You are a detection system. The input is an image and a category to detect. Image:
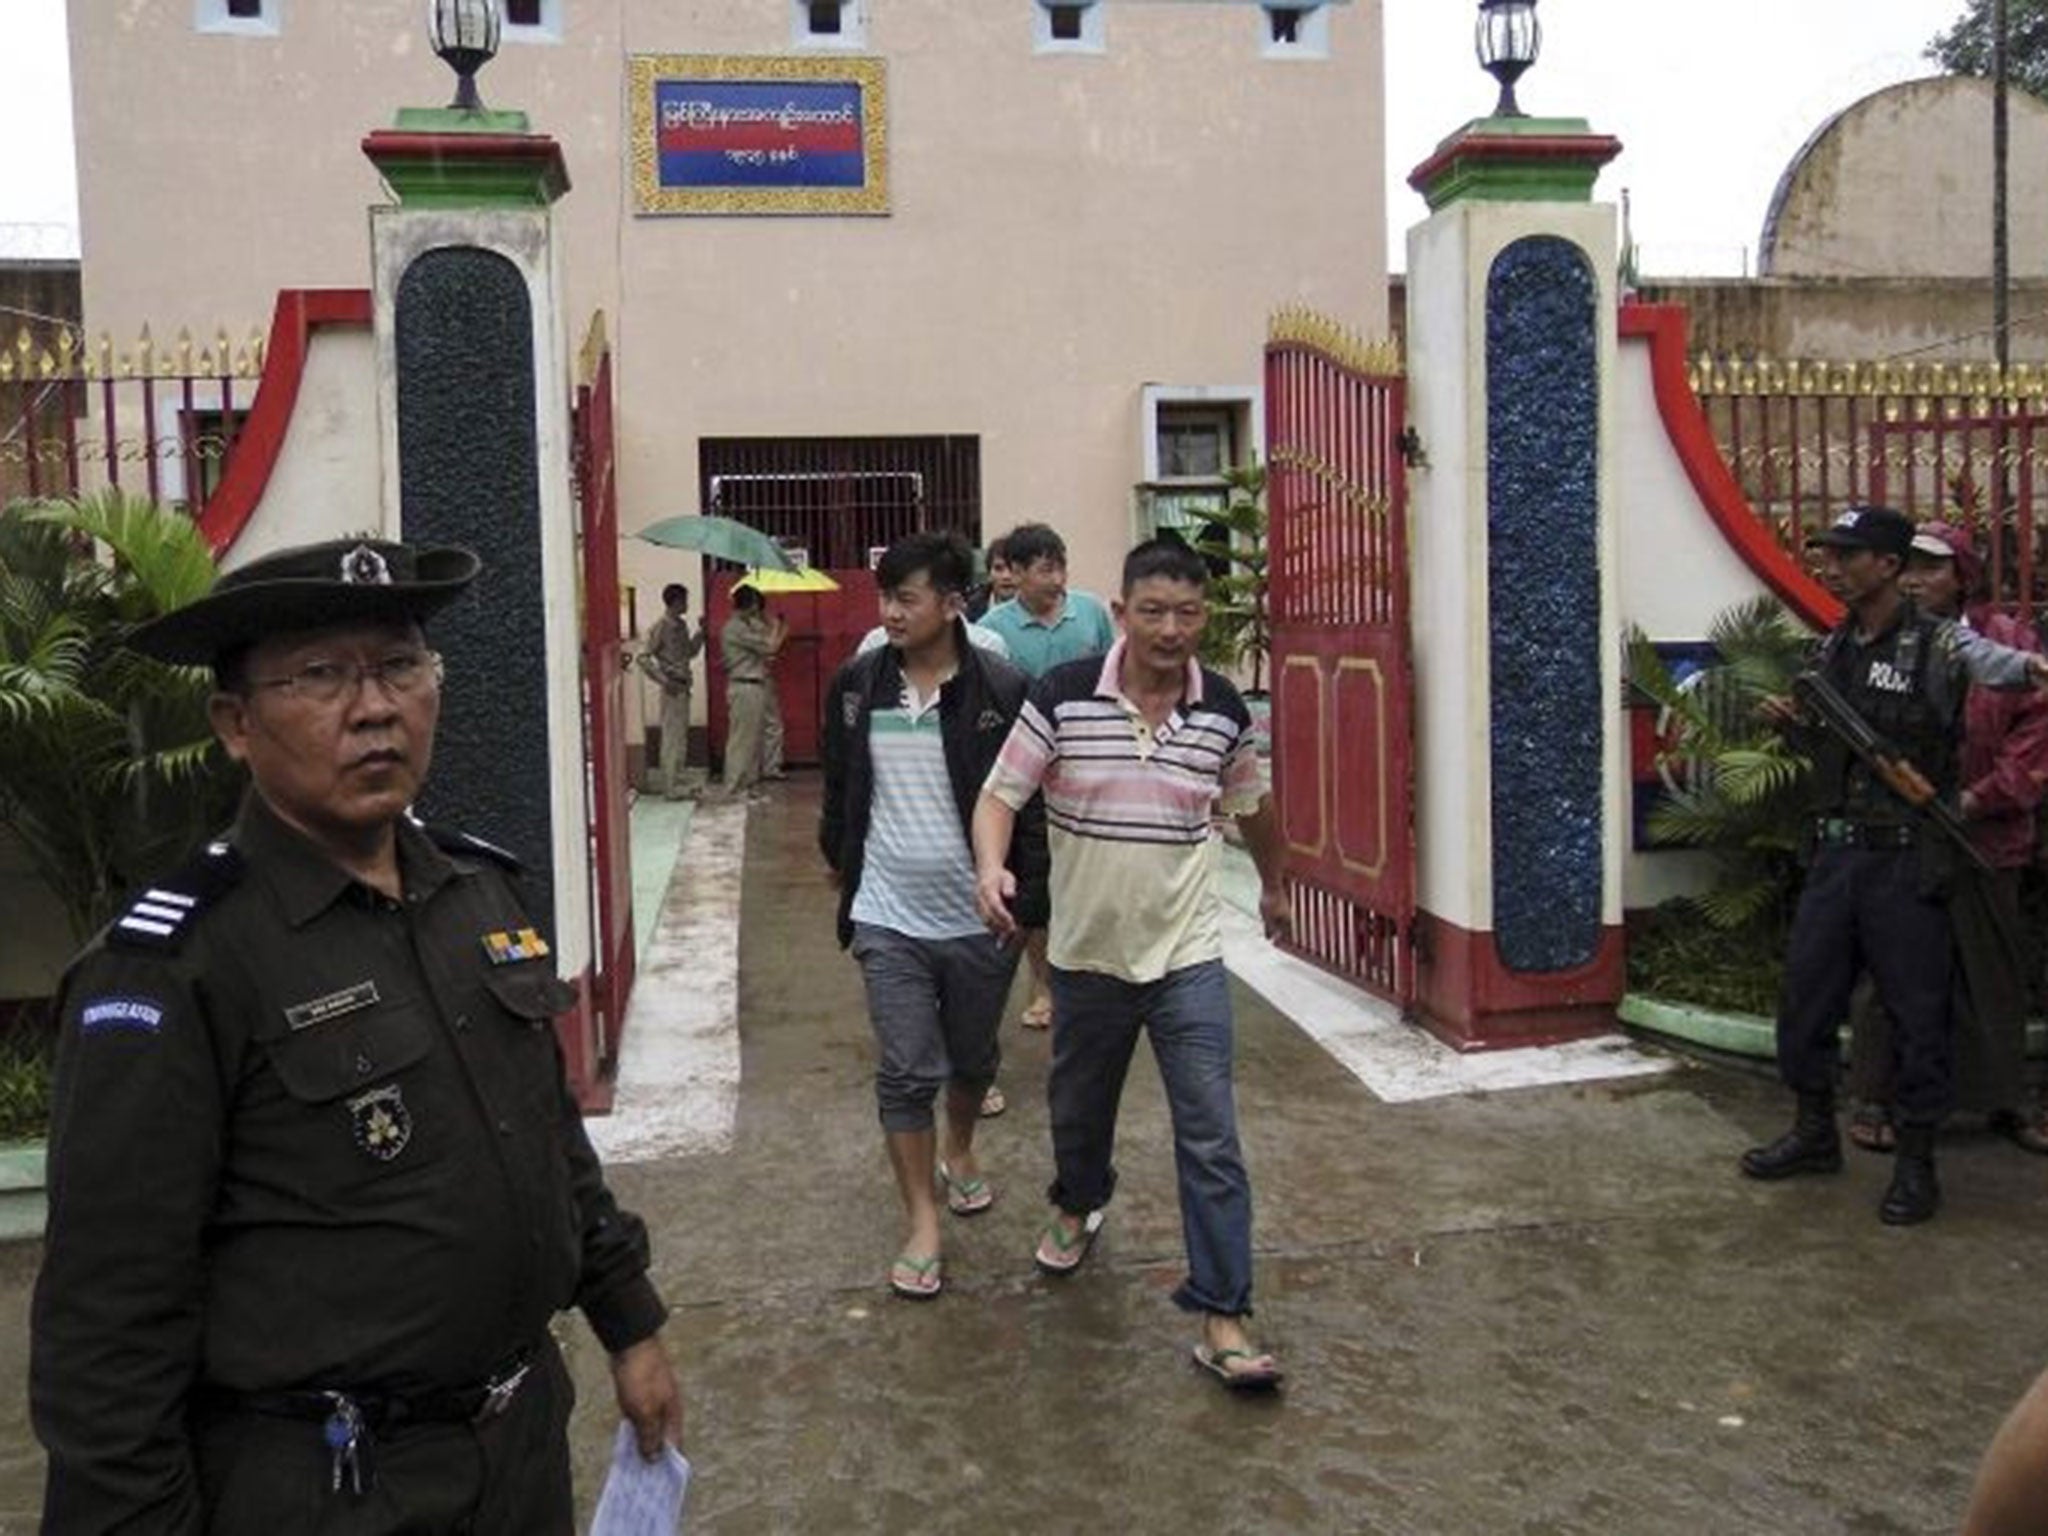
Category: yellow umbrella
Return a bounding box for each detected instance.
[734,565,841,593]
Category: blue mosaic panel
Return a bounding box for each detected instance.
[1485,236,1602,973]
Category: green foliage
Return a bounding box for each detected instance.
[1626,903,1784,1017]
[0,1008,52,1143]
[1929,0,2048,100]
[1178,462,1270,693]
[0,493,242,943]
[1626,596,1817,957]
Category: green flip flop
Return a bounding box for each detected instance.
[938,1161,995,1216]
[889,1252,943,1300]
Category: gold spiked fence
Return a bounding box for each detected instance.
[1690,351,2048,617]
[0,321,267,511]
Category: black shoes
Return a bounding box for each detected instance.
[1879,1127,1941,1225]
[1740,1096,1843,1180]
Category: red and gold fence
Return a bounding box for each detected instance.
[0,322,266,510]
[1691,353,2048,618]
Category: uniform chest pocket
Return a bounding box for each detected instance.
[483,967,580,1031]
[264,1002,435,1104]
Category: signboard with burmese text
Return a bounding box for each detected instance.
[628,54,889,216]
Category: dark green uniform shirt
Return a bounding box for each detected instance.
[29,793,666,1534]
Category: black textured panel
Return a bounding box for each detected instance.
[395,246,556,944]
[1485,235,1602,974]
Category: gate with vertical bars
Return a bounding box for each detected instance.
[1263,309,1416,1005]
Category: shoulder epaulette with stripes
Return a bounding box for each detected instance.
[417,820,525,877]
[107,840,245,954]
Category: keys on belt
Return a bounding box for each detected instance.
[1812,817,1916,850]
[203,1347,539,1499]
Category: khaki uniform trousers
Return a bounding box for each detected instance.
[724,679,769,792]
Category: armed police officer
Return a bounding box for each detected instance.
[30,538,681,1533]
[1742,505,2048,1225]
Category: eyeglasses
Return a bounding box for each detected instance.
[249,649,444,706]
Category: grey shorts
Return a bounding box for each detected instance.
[850,922,1021,1132]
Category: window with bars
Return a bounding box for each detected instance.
[698,436,981,571]
[195,0,279,34]
[1035,0,1102,53]
[794,0,865,48]
[1261,1,1329,58]
[501,0,561,42]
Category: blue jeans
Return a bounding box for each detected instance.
[1046,959,1255,1317]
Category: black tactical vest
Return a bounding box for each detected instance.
[1812,604,1962,822]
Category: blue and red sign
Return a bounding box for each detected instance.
[656,80,867,190]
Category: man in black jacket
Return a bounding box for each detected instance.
[820,531,1048,1299]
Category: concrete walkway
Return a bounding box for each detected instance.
[2,777,2047,1532]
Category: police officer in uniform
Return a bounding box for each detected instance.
[30,538,682,1533]
[1742,504,2044,1224]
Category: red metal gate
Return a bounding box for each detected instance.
[571,317,633,1108]
[1869,408,2048,620]
[1265,314,1415,1004]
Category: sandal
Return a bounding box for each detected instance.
[1020,997,1053,1030]
[937,1161,995,1217]
[1033,1209,1104,1276]
[1995,1110,2048,1156]
[1848,1104,1896,1155]
[978,1085,1007,1119]
[1192,1343,1285,1391]
[889,1252,943,1300]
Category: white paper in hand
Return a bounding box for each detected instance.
[588,1420,690,1536]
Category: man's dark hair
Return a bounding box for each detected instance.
[1122,534,1210,594]
[662,582,688,608]
[1003,522,1067,570]
[213,644,252,695]
[733,585,765,612]
[876,529,974,596]
[984,534,1009,566]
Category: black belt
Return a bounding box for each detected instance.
[198,1346,537,1432]
[1812,817,1916,851]
[729,677,765,686]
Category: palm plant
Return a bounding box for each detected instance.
[0,492,239,943]
[1625,595,1816,934]
[1180,462,1271,693]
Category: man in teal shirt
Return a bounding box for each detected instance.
[977,522,1116,1030]
[979,523,1116,677]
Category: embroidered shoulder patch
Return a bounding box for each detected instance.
[78,996,166,1035]
[108,840,243,955]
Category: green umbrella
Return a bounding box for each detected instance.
[635,514,799,571]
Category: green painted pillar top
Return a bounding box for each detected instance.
[1408,116,1620,213]
[363,107,570,209]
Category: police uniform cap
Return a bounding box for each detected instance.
[1805,504,1915,561]
[126,537,480,666]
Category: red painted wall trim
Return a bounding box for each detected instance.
[195,288,373,558]
[1620,301,1842,631]
[1415,911,1626,1052]
[1406,131,1623,192]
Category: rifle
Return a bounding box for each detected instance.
[1789,669,1991,876]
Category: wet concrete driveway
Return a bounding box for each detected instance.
[2,778,2045,1533]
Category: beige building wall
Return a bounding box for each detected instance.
[1760,75,2048,282]
[66,0,1388,604]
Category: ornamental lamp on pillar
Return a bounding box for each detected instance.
[430,0,502,113]
[1475,0,1540,118]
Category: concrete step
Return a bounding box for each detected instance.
[0,1143,47,1243]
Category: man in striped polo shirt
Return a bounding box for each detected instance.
[820,531,1048,1300]
[972,536,1292,1389]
